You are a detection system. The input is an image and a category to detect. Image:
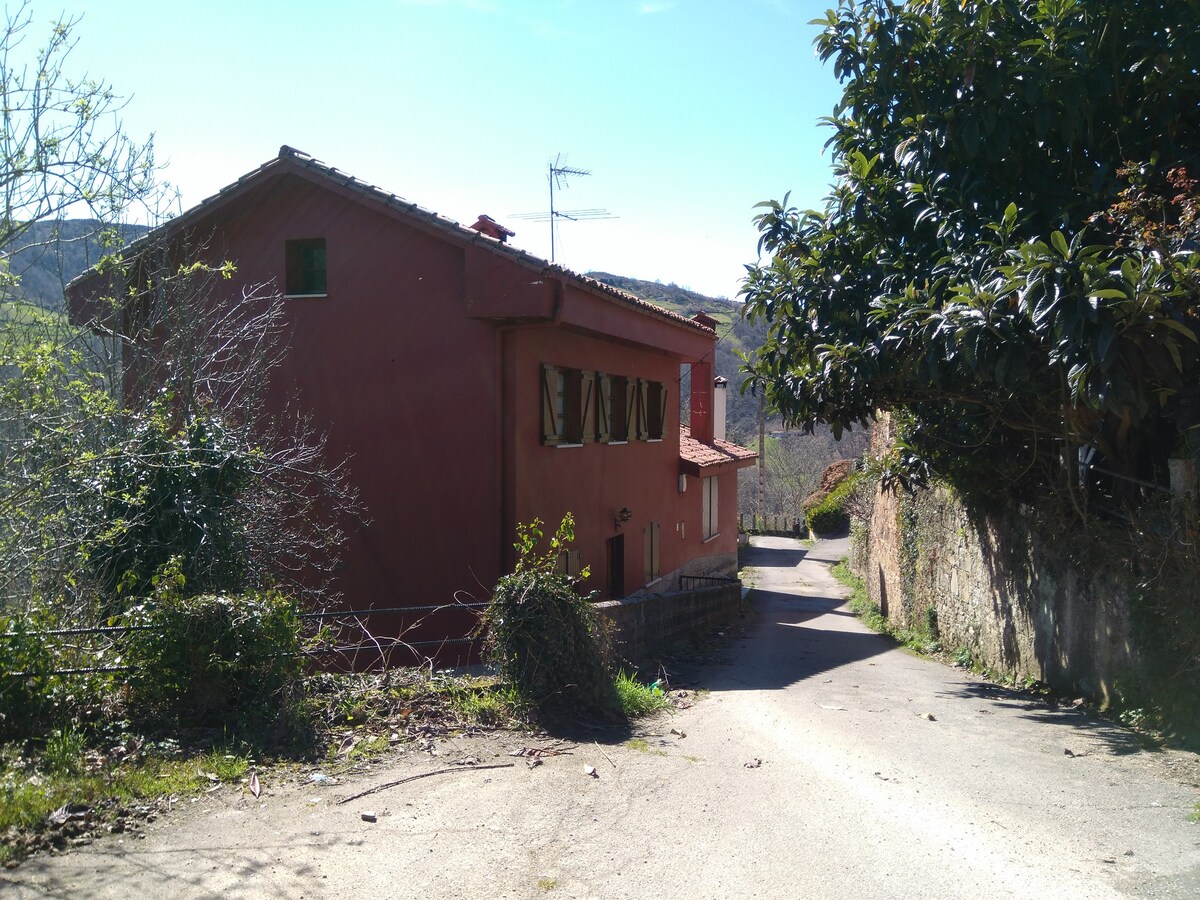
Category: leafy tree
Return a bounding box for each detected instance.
[0,2,159,283]
[742,0,1200,506]
[0,249,358,617]
[0,8,356,621]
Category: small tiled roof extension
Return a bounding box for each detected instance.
[678,425,757,476]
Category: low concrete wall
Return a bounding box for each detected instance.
[595,582,742,662]
[856,481,1138,703]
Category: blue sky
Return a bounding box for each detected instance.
[54,0,845,300]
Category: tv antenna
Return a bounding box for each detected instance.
[511,154,616,262]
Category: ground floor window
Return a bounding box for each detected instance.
[702,475,719,539]
[555,547,582,578]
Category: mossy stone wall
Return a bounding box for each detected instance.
[855,479,1138,703]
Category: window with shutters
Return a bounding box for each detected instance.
[631,378,668,441]
[541,368,666,446]
[555,548,582,578]
[608,374,632,443]
[540,364,593,446]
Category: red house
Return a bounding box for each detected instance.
[71,147,755,661]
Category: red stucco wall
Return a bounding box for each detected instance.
[81,160,743,660]
[192,173,505,620]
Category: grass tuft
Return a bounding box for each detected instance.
[613,670,671,718]
[832,559,944,654]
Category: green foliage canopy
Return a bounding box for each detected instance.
[742,0,1200,496]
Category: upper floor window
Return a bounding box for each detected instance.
[541,364,593,446]
[604,374,631,443]
[285,238,327,295]
[633,378,668,441]
[644,380,667,441]
[541,366,667,446]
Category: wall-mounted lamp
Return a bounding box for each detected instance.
[615,507,633,529]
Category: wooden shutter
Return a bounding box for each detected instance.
[580,370,596,444]
[540,364,560,445]
[597,374,612,443]
[635,379,649,440]
[624,378,637,440]
[655,383,669,440]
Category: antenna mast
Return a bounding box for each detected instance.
[511,154,616,263]
[548,155,589,263]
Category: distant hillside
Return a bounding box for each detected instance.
[0,220,149,311]
[587,272,769,439]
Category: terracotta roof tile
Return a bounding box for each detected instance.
[679,425,756,474]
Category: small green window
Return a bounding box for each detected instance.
[285,238,327,295]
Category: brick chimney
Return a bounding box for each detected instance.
[469,214,515,243]
[690,357,715,444]
[689,312,719,444]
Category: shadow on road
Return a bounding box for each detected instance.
[698,587,894,694]
[1,835,342,898]
[738,543,810,568]
[938,680,1161,756]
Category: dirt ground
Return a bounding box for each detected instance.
[5,536,1200,899]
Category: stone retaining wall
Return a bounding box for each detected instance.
[594,582,742,663]
[856,481,1138,702]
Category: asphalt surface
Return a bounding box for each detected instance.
[6,535,1200,899]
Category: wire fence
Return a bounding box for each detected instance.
[2,601,491,678]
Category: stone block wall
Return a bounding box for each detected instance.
[594,582,742,663]
[856,480,1139,703]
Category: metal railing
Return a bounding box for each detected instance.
[679,574,740,591]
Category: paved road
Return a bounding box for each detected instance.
[7,536,1200,898]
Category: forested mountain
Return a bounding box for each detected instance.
[587,272,768,439]
[0,220,149,312]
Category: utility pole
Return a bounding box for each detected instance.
[758,389,766,531]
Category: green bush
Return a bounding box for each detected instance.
[0,610,114,743]
[122,573,303,728]
[88,410,255,602]
[806,474,860,535]
[0,615,54,741]
[613,670,671,717]
[481,516,616,716]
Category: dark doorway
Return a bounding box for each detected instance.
[607,535,624,599]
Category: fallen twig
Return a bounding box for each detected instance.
[509,744,576,759]
[337,763,515,804]
[594,742,617,768]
